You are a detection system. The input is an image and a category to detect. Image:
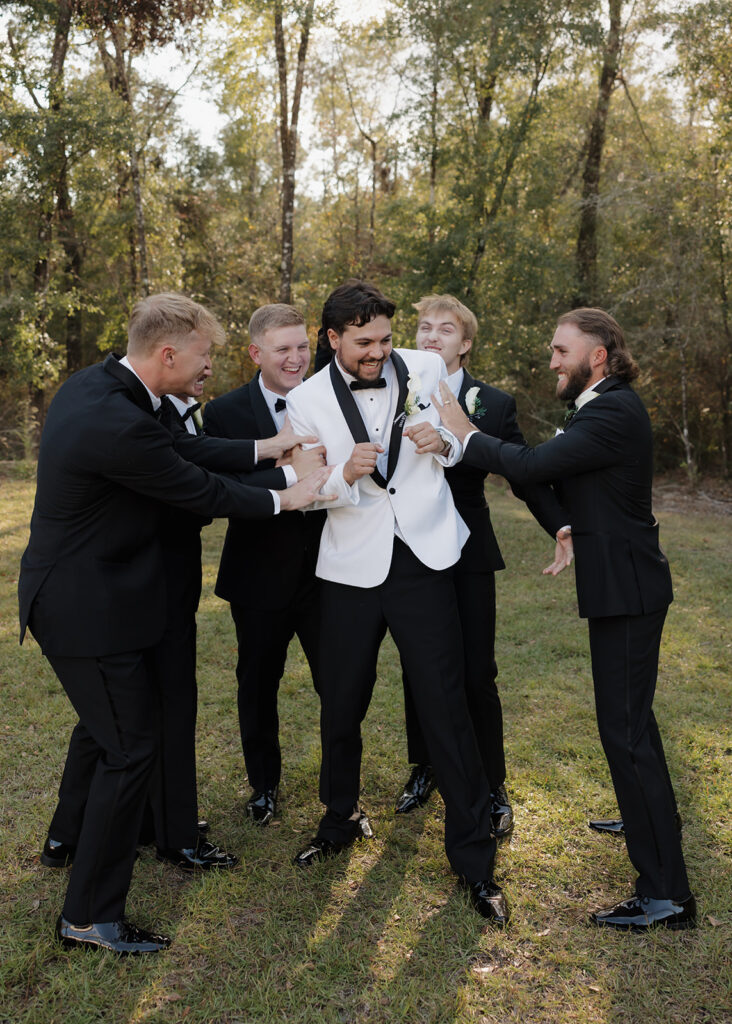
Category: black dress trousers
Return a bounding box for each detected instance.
[402,567,505,790]
[317,538,497,883]
[230,572,320,793]
[45,649,158,924]
[588,608,690,900]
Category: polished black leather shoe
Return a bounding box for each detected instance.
[490,785,514,839]
[246,787,278,826]
[41,837,75,868]
[294,812,373,867]
[459,879,510,926]
[197,819,209,835]
[590,893,696,931]
[156,838,238,871]
[55,915,171,954]
[395,764,435,814]
[589,812,682,837]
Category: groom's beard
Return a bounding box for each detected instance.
[556,358,593,403]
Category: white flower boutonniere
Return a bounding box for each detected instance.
[465,386,485,421]
[404,372,425,417]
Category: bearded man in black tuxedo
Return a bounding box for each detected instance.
[203,304,327,826]
[19,293,331,955]
[434,307,695,932]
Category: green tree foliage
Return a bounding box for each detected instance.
[0,0,729,474]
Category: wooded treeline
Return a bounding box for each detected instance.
[0,0,730,478]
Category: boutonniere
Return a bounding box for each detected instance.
[403,372,429,417]
[465,386,485,421]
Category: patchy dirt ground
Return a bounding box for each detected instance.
[653,473,732,517]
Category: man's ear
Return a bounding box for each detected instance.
[327,328,340,351]
[249,342,262,367]
[592,345,608,369]
[160,344,177,367]
[460,337,473,359]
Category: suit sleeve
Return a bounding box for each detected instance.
[465,398,624,484]
[98,417,275,519]
[172,432,257,473]
[285,390,360,510]
[496,395,567,536]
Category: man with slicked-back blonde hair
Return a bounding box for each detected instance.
[19,292,333,955]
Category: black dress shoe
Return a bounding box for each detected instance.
[459,879,510,926]
[589,812,682,837]
[245,787,278,826]
[590,893,696,931]
[294,812,373,867]
[395,764,435,814]
[490,785,514,839]
[55,915,171,954]
[41,837,75,868]
[197,819,209,835]
[156,838,238,871]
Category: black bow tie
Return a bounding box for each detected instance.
[274,397,287,412]
[350,377,387,391]
[181,402,201,422]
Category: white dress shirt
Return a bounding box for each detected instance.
[258,376,297,487]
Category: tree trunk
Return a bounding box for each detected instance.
[273,0,314,304]
[711,158,731,476]
[56,155,84,373]
[97,22,151,295]
[575,0,623,306]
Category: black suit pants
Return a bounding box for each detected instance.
[588,609,690,900]
[46,650,158,923]
[402,568,506,790]
[146,536,203,849]
[230,573,320,792]
[317,539,497,882]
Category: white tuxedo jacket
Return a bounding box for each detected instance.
[286,348,469,587]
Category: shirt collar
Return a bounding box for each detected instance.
[575,381,603,410]
[120,355,161,411]
[446,367,464,398]
[165,394,196,416]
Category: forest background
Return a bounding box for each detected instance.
[0,0,730,482]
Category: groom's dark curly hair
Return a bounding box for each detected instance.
[317,279,396,352]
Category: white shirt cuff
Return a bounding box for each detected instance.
[269,490,280,514]
[283,465,298,487]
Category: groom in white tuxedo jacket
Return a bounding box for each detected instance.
[286,280,508,924]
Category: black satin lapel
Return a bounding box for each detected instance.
[329,357,371,445]
[249,372,278,437]
[385,351,410,482]
[103,353,156,415]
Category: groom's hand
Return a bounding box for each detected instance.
[543,528,574,576]
[278,467,336,511]
[343,442,384,484]
[404,422,448,455]
[431,381,475,443]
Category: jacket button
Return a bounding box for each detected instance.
[389,487,396,494]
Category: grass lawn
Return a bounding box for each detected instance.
[1,463,730,1024]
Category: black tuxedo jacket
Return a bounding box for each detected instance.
[19,355,275,657]
[203,374,326,610]
[447,371,566,572]
[463,376,673,618]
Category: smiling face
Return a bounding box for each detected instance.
[249,324,311,396]
[549,322,606,402]
[415,309,472,375]
[161,329,213,398]
[329,314,393,382]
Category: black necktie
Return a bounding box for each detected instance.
[350,378,387,391]
[274,397,287,413]
[563,402,577,425]
[181,402,201,422]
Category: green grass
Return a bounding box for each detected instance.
[1,465,730,1024]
